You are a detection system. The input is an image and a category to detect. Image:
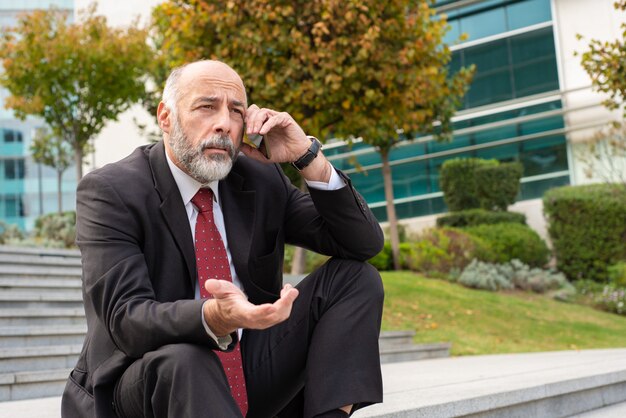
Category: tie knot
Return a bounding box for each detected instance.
[191,188,214,213]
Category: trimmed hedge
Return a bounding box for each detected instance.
[437,208,526,228]
[475,162,523,211]
[544,184,626,282]
[464,223,550,268]
[439,158,498,211]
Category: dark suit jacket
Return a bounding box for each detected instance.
[61,141,383,418]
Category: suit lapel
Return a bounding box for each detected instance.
[219,164,256,285]
[148,142,197,289]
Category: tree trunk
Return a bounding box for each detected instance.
[75,147,84,180]
[291,181,308,275]
[57,170,63,214]
[381,150,401,270]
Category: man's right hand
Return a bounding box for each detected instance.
[202,279,299,337]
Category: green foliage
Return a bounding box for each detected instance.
[608,262,626,288]
[464,223,550,267]
[437,208,526,228]
[475,162,523,211]
[458,259,571,295]
[577,0,626,118]
[0,6,153,179]
[595,286,626,316]
[369,242,393,271]
[283,245,330,274]
[33,211,76,248]
[439,158,498,211]
[543,184,626,282]
[402,228,490,275]
[0,221,24,244]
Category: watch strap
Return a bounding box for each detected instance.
[291,136,322,171]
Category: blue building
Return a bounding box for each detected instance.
[323,0,618,232]
[0,0,77,232]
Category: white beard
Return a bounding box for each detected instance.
[168,115,237,183]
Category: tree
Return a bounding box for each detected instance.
[0,6,153,180]
[31,128,73,213]
[149,0,473,270]
[577,0,626,188]
[578,0,626,118]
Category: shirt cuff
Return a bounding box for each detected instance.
[305,163,346,191]
[201,300,232,350]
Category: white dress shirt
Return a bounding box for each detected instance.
[165,151,345,347]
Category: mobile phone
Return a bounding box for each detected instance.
[243,128,271,159]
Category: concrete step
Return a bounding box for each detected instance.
[378,330,416,350]
[0,265,82,278]
[0,291,83,309]
[353,349,626,418]
[0,253,81,268]
[0,278,82,292]
[0,345,81,373]
[380,342,451,364]
[0,326,86,348]
[0,308,85,326]
[0,368,71,401]
[0,245,80,258]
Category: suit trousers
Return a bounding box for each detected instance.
[112,258,384,418]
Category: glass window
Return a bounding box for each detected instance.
[506,0,552,31]
[4,159,25,179]
[4,196,24,217]
[4,129,14,143]
[460,7,507,41]
[392,161,430,199]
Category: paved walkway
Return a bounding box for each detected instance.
[2,349,625,418]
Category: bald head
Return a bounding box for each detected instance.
[162,60,247,115]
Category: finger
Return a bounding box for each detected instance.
[258,113,290,136]
[204,279,239,298]
[248,108,274,134]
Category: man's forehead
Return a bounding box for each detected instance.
[179,61,247,104]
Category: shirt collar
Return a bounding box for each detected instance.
[164,148,220,207]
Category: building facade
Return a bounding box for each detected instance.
[0,0,77,232]
[324,0,623,236]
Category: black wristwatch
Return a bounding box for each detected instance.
[291,136,322,171]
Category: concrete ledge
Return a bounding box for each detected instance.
[0,246,80,258]
[353,349,626,418]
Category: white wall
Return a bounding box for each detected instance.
[553,0,626,185]
[74,0,163,172]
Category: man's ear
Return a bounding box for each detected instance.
[157,102,171,134]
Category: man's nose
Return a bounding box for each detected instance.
[213,107,231,135]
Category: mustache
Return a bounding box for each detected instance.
[199,135,236,159]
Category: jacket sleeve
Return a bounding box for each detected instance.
[280,167,384,260]
[76,173,232,358]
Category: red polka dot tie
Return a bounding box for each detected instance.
[192,188,248,417]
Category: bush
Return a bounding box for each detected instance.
[368,242,393,271]
[608,262,626,288]
[33,211,76,248]
[401,228,490,275]
[439,158,498,211]
[464,223,549,267]
[475,162,523,211]
[0,221,24,244]
[437,208,526,228]
[459,259,573,296]
[544,184,626,282]
[595,286,626,315]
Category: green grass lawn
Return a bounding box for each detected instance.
[381,271,626,356]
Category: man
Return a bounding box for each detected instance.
[62,60,384,418]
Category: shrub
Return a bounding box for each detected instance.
[464,223,549,267]
[459,259,573,296]
[595,285,626,315]
[437,208,526,228]
[368,242,393,271]
[475,162,523,211]
[0,221,24,244]
[458,259,514,291]
[283,245,331,274]
[608,262,626,287]
[439,158,498,211]
[544,184,626,282]
[33,211,76,248]
[401,228,490,274]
